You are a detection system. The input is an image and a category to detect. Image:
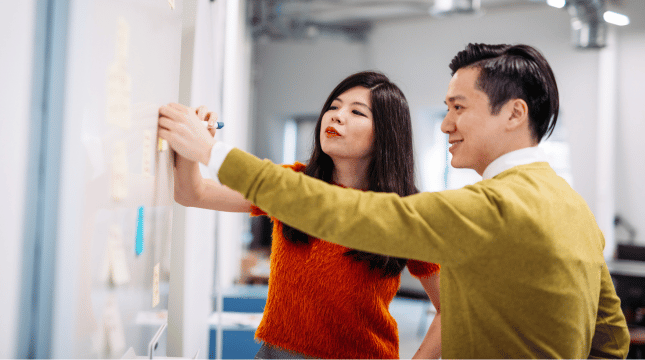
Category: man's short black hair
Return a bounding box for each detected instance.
[449,43,559,142]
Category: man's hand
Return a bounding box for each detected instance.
[158,103,216,165]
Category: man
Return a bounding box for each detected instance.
[159,43,629,358]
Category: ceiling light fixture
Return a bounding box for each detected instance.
[430,0,481,17]
[567,0,606,49]
[546,0,566,9]
[603,11,630,26]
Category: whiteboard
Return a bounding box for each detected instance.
[57,0,183,357]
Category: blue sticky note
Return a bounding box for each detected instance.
[136,206,144,255]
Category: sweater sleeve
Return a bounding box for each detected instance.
[218,148,503,265]
[588,264,630,359]
[249,162,307,218]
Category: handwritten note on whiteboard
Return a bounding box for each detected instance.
[106,17,132,129]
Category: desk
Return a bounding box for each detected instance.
[608,260,645,277]
[209,285,268,359]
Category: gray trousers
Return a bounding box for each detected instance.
[254,343,310,359]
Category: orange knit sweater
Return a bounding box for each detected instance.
[251,163,440,359]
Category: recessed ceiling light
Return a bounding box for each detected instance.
[603,11,630,26]
[546,0,566,9]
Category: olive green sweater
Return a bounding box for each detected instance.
[218,148,629,359]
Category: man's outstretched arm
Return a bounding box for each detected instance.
[158,103,500,265]
[217,148,501,266]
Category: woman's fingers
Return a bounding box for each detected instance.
[196,105,209,121]
[168,102,188,112]
[160,104,202,127]
[206,112,218,136]
[157,103,216,164]
[206,111,217,125]
[159,104,184,122]
[192,107,219,136]
[157,128,171,141]
[158,115,176,131]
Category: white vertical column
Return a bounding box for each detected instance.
[168,0,215,358]
[168,0,252,357]
[596,27,618,260]
[219,0,252,291]
[212,0,253,358]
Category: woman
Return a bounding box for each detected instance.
[166,71,441,358]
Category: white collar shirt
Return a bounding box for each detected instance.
[482,146,548,180]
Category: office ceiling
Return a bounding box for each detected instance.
[249,0,549,40]
[249,0,629,47]
[275,0,540,23]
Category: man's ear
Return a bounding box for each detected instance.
[506,99,529,132]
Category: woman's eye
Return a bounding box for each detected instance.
[328,105,338,111]
[353,110,366,117]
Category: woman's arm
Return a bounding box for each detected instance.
[413,272,441,359]
[174,154,252,212]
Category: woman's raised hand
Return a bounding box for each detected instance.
[158,103,216,165]
[195,105,218,137]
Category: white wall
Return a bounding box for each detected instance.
[615,1,645,246]
[252,37,370,161]
[219,0,254,290]
[0,1,36,358]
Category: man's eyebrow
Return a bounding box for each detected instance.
[444,95,467,104]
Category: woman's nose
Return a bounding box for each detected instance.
[332,109,345,124]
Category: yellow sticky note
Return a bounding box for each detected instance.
[157,138,168,152]
[152,263,160,307]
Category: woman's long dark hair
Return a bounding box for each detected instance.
[282,71,418,277]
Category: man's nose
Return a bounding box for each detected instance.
[440,113,454,134]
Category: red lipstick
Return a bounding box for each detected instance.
[325,126,340,138]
